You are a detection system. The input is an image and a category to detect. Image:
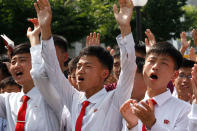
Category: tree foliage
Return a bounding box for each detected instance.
[0,0,196,54]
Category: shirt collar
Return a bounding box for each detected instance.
[144,89,172,106]
[79,87,107,104]
[20,87,40,101]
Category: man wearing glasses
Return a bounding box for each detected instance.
[173,58,196,103]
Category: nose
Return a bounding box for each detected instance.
[152,63,159,71]
[77,66,85,74]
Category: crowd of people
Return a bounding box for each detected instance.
[0,0,197,130]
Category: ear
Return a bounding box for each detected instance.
[171,70,179,83]
[68,75,72,84]
[102,69,109,79]
[64,52,68,62]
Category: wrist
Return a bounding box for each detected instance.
[119,25,131,38]
[147,118,156,129]
[41,26,52,40]
[29,36,40,47]
[126,121,138,129]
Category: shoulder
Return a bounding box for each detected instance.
[169,96,191,110]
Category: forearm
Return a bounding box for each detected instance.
[119,25,131,38]
[29,36,40,47]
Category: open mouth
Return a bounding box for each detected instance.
[78,76,84,82]
[15,71,23,77]
[150,74,158,80]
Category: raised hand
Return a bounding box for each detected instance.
[180,32,190,55]
[133,100,156,129]
[192,29,197,46]
[113,0,134,37]
[106,46,115,56]
[120,99,138,129]
[191,64,197,104]
[189,47,196,62]
[27,18,41,47]
[145,29,156,52]
[34,0,52,40]
[86,32,100,47]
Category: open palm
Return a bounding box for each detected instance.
[34,0,52,28]
[113,0,134,26]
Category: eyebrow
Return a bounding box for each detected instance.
[78,62,93,65]
[160,58,169,61]
[11,56,29,60]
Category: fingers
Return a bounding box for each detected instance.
[113,4,118,16]
[86,36,90,47]
[26,27,32,38]
[96,33,100,45]
[110,49,115,56]
[34,2,39,14]
[37,0,44,10]
[86,32,100,47]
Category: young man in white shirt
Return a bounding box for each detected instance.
[120,42,191,131]
[0,43,59,131]
[30,0,136,130]
[173,58,195,103]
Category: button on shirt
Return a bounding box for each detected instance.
[0,87,59,131]
[30,33,137,131]
[124,90,191,131]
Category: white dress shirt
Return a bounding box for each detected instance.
[124,90,191,131]
[0,87,59,131]
[30,33,137,131]
[188,104,197,131]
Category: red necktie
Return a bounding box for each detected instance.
[75,101,90,131]
[142,98,157,131]
[15,95,30,131]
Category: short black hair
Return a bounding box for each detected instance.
[136,57,145,73]
[0,76,21,89]
[0,61,11,79]
[53,34,68,52]
[180,58,196,68]
[79,46,113,75]
[146,42,183,70]
[68,56,80,75]
[135,41,146,57]
[10,42,30,58]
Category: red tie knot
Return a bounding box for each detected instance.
[22,96,30,103]
[146,98,157,105]
[83,101,90,107]
[149,98,157,105]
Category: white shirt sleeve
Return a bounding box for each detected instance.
[0,95,6,118]
[31,38,78,112]
[188,104,197,131]
[30,44,64,118]
[114,33,137,108]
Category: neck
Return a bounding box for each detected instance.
[22,80,34,94]
[147,86,167,98]
[85,85,104,99]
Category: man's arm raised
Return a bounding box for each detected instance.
[32,0,75,111]
[113,0,137,107]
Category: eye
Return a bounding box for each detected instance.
[179,73,185,78]
[11,60,16,65]
[161,62,168,65]
[77,65,81,69]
